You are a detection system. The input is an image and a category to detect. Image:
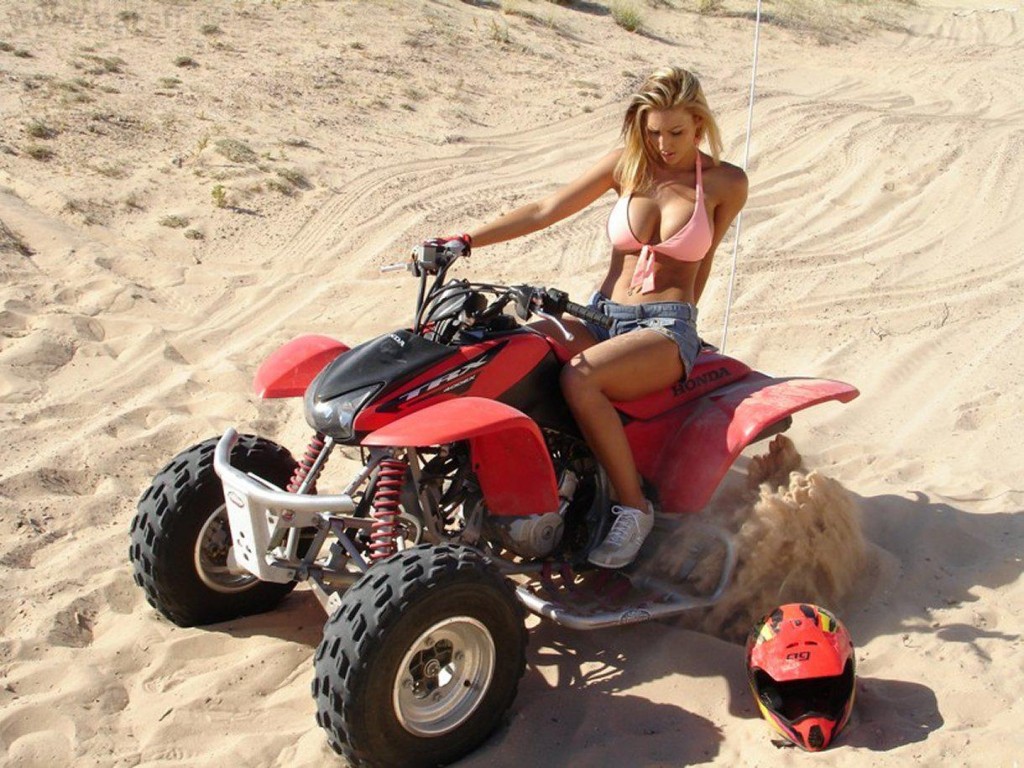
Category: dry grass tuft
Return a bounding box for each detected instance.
[25,120,59,140]
[211,184,228,208]
[158,215,190,229]
[275,167,311,190]
[0,220,33,256]
[610,1,644,32]
[214,139,257,164]
[62,198,109,225]
[25,145,55,161]
[77,54,125,75]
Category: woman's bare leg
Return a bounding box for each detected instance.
[526,316,598,358]
[560,331,684,508]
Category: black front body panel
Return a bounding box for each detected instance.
[311,325,582,444]
[309,329,457,405]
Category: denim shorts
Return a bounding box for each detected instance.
[583,292,701,378]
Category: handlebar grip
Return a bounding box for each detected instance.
[565,300,613,330]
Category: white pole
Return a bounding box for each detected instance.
[720,0,763,353]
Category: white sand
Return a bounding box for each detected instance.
[1,0,1022,765]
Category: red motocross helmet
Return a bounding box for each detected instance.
[745,603,856,751]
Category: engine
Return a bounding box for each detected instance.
[486,512,565,559]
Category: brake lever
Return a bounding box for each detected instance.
[383,244,461,276]
[532,308,575,342]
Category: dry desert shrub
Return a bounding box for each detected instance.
[25,145,55,161]
[697,0,723,14]
[214,139,257,164]
[0,220,33,256]
[211,184,228,208]
[77,54,125,75]
[63,198,110,225]
[610,1,644,32]
[158,215,189,229]
[275,167,311,190]
[24,120,59,140]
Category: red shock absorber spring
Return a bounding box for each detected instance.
[287,432,327,493]
[370,457,407,561]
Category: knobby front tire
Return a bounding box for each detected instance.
[129,434,299,627]
[312,544,527,768]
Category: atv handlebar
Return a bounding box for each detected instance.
[410,242,459,276]
[538,288,613,331]
[385,242,614,336]
[380,242,465,276]
[523,287,613,333]
[566,300,612,329]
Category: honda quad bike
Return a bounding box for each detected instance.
[129,242,858,767]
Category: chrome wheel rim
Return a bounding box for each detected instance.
[393,616,495,736]
[194,506,258,593]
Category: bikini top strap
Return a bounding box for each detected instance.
[695,152,703,193]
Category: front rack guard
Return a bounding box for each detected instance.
[213,428,365,593]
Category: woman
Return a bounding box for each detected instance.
[446,67,748,568]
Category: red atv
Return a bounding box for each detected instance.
[129,243,858,767]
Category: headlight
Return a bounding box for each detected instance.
[303,383,381,441]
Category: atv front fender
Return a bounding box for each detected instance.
[628,375,859,514]
[254,334,350,399]
[362,397,559,517]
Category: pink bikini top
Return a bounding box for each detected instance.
[607,153,713,294]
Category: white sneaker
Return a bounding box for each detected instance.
[588,502,655,569]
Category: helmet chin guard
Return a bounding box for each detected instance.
[745,603,856,751]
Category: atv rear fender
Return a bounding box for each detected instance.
[254,334,350,399]
[627,374,859,514]
[362,397,559,517]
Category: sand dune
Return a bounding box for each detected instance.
[2,0,1022,765]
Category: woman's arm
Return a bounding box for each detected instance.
[694,162,749,304]
[469,150,622,249]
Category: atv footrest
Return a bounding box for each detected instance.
[514,518,736,630]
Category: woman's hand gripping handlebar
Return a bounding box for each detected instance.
[382,235,472,277]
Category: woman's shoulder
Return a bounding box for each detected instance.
[573,147,623,180]
[599,146,625,169]
[598,147,626,194]
[705,158,748,203]
[707,158,747,183]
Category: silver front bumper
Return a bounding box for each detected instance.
[213,427,358,583]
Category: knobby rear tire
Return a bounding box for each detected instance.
[312,544,527,768]
[129,434,299,627]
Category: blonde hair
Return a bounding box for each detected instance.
[615,66,724,194]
